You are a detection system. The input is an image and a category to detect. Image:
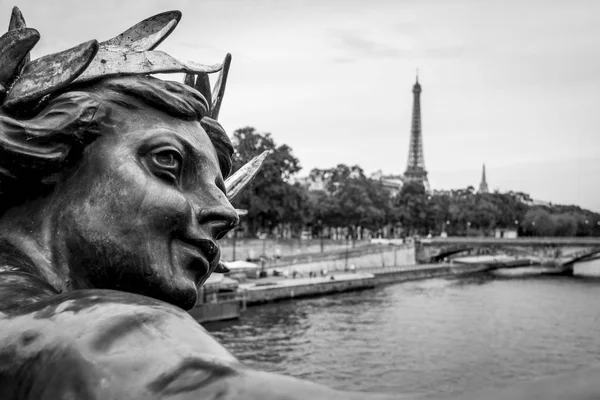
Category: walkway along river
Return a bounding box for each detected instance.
[205,259,600,397]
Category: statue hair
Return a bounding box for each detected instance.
[0,75,234,213]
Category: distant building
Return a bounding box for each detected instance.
[524,198,553,208]
[293,175,326,192]
[478,164,489,193]
[403,74,430,191]
[370,170,403,197]
[495,228,518,239]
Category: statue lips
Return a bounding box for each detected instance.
[172,237,220,284]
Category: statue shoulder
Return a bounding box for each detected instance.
[0,270,58,314]
[0,288,240,398]
[0,287,395,399]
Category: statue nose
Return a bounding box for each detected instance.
[197,203,239,240]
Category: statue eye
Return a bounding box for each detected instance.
[154,151,179,168]
[149,148,183,184]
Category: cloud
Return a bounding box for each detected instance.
[331,30,478,62]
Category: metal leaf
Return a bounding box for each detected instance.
[210,53,231,120]
[0,28,39,90]
[7,7,31,79]
[194,72,212,111]
[73,49,223,85]
[4,40,99,111]
[8,6,26,30]
[225,150,270,201]
[184,73,195,87]
[101,10,181,51]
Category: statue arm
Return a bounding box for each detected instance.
[0,285,401,399]
[4,274,595,400]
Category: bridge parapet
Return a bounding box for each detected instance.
[416,237,600,264]
[419,237,600,246]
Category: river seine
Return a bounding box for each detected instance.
[206,260,600,397]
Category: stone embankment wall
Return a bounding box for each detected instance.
[243,274,376,305]
[219,238,374,261]
[265,245,416,275]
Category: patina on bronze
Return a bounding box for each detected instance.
[0,7,401,400]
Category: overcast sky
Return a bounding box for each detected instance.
[2,0,599,210]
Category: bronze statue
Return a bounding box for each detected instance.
[0,7,401,399]
[2,6,600,400]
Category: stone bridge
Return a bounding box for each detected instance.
[415,237,600,266]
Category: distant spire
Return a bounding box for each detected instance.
[478,163,489,193]
[416,68,419,83]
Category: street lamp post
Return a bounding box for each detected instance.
[585,220,590,236]
[318,219,324,253]
[232,229,237,261]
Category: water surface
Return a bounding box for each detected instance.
[206,260,600,396]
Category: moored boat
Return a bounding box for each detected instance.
[188,274,245,323]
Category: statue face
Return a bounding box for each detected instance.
[51,98,238,310]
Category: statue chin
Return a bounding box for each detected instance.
[155,285,198,311]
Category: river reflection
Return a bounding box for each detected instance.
[206,260,600,396]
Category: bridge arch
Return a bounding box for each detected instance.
[564,248,600,265]
[431,247,473,262]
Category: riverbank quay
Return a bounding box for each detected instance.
[237,263,481,306]
[453,255,536,268]
[239,272,376,305]
[451,255,574,276]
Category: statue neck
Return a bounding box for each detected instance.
[0,199,66,292]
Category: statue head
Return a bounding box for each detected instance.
[0,8,266,310]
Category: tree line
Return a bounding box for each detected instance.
[230,127,600,239]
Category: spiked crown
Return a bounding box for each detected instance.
[0,7,230,118]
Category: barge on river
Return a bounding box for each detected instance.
[188,274,245,323]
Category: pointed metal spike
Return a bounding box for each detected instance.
[4,39,99,112]
[8,6,27,31]
[214,262,230,274]
[184,73,195,87]
[101,10,181,51]
[225,150,270,201]
[0,28,39,89]
[194,72,212,109]
[210,53,231,120]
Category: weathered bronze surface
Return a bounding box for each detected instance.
[0,7,402,399]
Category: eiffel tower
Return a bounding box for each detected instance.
[403,74,429,190]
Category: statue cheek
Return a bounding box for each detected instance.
[145,189,194,233]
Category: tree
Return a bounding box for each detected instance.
[308,164,392,239]
[392,182,434,236]
[552,214,578,237]
[522,208,555,236]
[230,127,308,236]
